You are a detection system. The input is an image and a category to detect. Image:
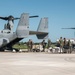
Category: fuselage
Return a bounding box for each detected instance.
[0,29,18,48]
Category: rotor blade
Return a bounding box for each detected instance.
[29,15,39,18]
[0,17,8,20]
[0,15,39,20]
[14,18,20,20]
[14,15,39,20]
[62,28,75,29]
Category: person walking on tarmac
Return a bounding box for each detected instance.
[59,37,63,53]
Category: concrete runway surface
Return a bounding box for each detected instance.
[0,52,75,75]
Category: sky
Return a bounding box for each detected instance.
[0,0,75,42]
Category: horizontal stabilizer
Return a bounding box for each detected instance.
[29,18,48,39]
[29,31,48,35]
[29,31,48,39]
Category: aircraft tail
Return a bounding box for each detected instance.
[16,13,29,38]
[36,17,48,39]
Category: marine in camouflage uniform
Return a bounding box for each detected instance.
[47,39,51,49]
[59,37,63,53]
[27,39,33,52]
[67,40,72,53]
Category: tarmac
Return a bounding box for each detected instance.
[0,52,75,75]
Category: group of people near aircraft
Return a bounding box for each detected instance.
[57,37,72,53]
[26,39,51,52]
[26,36,74,54]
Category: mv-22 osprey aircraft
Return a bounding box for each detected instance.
[0,13,48,51]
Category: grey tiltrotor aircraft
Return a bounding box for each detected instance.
[0,13,48,51]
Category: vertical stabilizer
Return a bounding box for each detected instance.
[16,13,29,38]
[37,17,48,32]
[37,17,48,39]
